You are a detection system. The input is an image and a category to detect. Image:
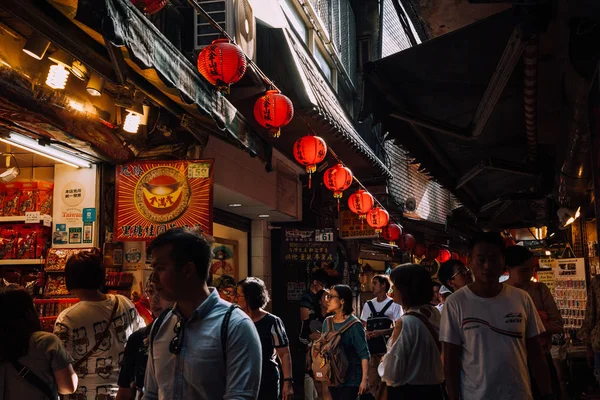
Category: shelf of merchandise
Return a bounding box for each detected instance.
[0,215,52,223]
[0,259,45,265]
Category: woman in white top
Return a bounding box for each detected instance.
[378,264,444,399]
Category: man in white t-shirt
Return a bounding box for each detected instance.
[440,232,555,400]
[360,274,403,397]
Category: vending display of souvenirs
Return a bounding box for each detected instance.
[0,225,50,260]
[46,248,96,271]
[555,279,587,329]
[0,181,54,217]
[44,274,69,296]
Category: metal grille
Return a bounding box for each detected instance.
[194,0,227,49]
[310,0,331,33]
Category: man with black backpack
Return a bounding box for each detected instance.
[360,275,403,398]
[143,228,262,400]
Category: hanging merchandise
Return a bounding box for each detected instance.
[293,135,327,189]
[413,243,427,257]
[254,90,294,138]
[323,164,353,211]
[427,245,441,260]
[347,189,374,228]
[366,207,389,234]
[397,234,416,251]
[451,251,460,260]
[437,249,451,263]
[197,39,247,93]
[129,0,168,14]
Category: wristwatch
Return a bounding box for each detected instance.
[283,378,294,384]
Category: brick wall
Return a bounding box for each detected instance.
[385,141,455,224]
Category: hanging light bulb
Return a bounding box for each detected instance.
[123,112,141,133]
[46,64,69,89]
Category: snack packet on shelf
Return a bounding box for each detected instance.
[3,182,20,216]
[17,224,37,259]
[0,226,18,259]
[19,181,37,215]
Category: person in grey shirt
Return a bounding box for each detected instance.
[144,228,262,400]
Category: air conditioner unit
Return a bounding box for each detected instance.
[194,0,256,61]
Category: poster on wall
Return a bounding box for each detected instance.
[52,164,97,248]
[556,258,585,278]
[114,160,214,241]
[210,237,239,281]
[282,228,336,264]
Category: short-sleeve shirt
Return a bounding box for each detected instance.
[360,297,403,323]
[0,331,73,400]
[254,313,289,391]
[439,284,545,400]
[54,294,146,399]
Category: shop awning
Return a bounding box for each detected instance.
[256,24,391,179]
[2,0,272,165]
[362,10,556,229]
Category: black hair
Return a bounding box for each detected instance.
[438,260,466,289]
[65,250,105,291]
[331,284,354,315]
[432,281,441,289]
[147,228,213,281]
[373,274,391,292]
[214,275,237,289]
[389,264,433,308]
[0,287,41,361]
[315,289,329,306]
[505,246,534,268]
[310,268,329,285]
[470,232,506,251]
[238,277,270,310]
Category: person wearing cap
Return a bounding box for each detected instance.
[436,285,452,312]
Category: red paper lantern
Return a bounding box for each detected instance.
[130,0,167,14]
[366,207,389,233]
[323,164,353,199]
[381,224,402,242]
[451,251,460,260]
[254,90,294,138]
[397,234,416,251]
[347,190,374,217]
[427,246,440,260]
[293,135,327,189]
[414,243,427,257]
[437,249,451,263]
[197,39,247,93]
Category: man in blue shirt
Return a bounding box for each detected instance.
[144,228,262,400]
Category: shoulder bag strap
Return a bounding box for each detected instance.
[380,300,394,315]
[404,311,441,352]
[221,304,239,363]
[366,300,377,317]
[11,359,54,399]
[326,316,334,332]
[73,295,119,369]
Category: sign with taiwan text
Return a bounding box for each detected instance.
[115,160,214,241]
[339,210,377,239]
[282,228,336,263]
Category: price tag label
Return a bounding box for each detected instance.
[25,211,41,224]
[43,214,52,227]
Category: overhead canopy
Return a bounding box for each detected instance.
[363,10,557,229]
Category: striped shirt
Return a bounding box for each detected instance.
[254,313,289,389]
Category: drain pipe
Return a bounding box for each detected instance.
[524,35,539,163]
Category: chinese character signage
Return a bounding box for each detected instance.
[282,228,336,263]
[115,160,214,241]
[339,211,377,239]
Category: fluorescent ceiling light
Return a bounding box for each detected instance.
[228,203,242,207]
[575,207,581,219]
[565,217,575,226]
[258,214,270,218]
[0,133,91,169]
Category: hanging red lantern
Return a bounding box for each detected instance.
[381,224,402,242]
[437,249,451,263]
[197,38,247,93]
[254,90,294,138]
[323,164,353,211]
[427,245,440,260]
[293,135,327,189]
[451,251,460,260]
[348,190,374,217]
[130,0,167,14]
[366,207,389,233]
[397,234,416,251]
[414,243,427,257]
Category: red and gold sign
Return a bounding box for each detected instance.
[115,160,214,241]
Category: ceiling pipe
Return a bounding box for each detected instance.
[524,34,538,162]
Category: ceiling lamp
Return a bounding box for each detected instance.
[22,32,50,60]
[123,112,141,134]
[558,207,581,227]
[292,135,327,188]
[197,39,247,93]
[48,49,73,68]
[0,132,91,168]
[86,72,105,97]
[70,60,88,80]
[46,64,69,90]
[253,90,294,138]
[0,154,20,183]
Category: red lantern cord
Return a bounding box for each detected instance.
[254,90,294,138]
[323,164,353,211]
[197,39,247,93]
[293,135,327,189]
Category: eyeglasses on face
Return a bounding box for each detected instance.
[325,294,339,300]
[219,288,236,297]
[169,318,185,355]
[450,268,470,280]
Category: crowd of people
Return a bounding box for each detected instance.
[0,228,594,399]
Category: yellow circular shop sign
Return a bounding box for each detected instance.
[134,166,191,223]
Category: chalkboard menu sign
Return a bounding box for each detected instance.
[282,228,336,262]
